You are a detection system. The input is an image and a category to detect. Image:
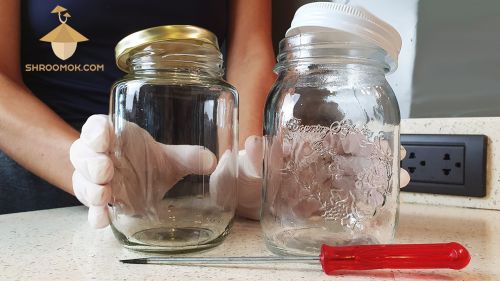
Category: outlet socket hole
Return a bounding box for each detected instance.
[409,167,416,173]
[443,153,450,160]
[455,162,461,168]
[420,161,426,166]
[409,152,416,159]
[443,168,451,175]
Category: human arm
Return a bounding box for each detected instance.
[227,0,276,147]
[0,0,79,194]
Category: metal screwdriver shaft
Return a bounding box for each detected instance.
[121,256,319,265]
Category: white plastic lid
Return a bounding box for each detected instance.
[287,2,402,72]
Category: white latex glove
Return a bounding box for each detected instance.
[209,136,263,220]
[400,146,411,187]
[236,136,264,219]
[266,131,412,221]
[209,135,410,221]
[69,115,217,228]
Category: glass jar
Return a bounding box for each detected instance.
[109,25,238,252]
[261,3,402,256]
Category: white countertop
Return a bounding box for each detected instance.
[1,203,499,281]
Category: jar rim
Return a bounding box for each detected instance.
[285,2,401,72]
[275,31,392,73]
[115,25,219,73]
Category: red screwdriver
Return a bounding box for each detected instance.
[120,242,471,275]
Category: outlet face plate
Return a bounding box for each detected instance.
[401,134,487,197]
[403,145,465,185]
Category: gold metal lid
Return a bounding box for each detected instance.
[115,25,219,72]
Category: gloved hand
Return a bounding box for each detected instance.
[69,115,217,228]
[210,135,410,221]
[265,131,411,222]
[71,115,410,226]
[209,136,263,220]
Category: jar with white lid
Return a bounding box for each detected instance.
[261,2,402,255]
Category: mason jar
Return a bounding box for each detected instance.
[109,25,238,252]
[261,3,402,256]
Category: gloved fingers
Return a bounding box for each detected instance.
[236,174,262,220]
[72,171,89,207]
[400,145,407,160]
[72,171,111,206]
[269,136,286,167]
[340,133,374,157]
[80,114,112,153]
[162,145,217,176]
[340,133,364,155]
[237,203,261,221]
[400,145,410,188]
[400,168,411,188]
[70,139,114,184]
[209,150,237,208]
[236,137,265,220]
[322,132,345,155]
[244,135,263,177]
[239,151,261,180]
[88,205,110,229]
[337,133,394,158]
[329,155,380,176]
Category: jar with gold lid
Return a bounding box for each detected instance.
[109,25,238,253]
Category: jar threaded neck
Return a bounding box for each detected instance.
[127,40,224,78]
[276,32,390,74]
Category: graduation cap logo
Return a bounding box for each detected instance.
[40,5,89,60]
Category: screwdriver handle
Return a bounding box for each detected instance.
[320,242,470,274]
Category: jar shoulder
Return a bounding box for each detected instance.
[111,75,238,102]
[265,76,400,129]
[111,76,238,96]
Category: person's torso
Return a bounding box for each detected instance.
[21,0,228,129]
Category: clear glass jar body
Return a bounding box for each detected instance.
[109,40,238,253]
[262,33,401,256]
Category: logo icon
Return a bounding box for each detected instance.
[40,5,88,60]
